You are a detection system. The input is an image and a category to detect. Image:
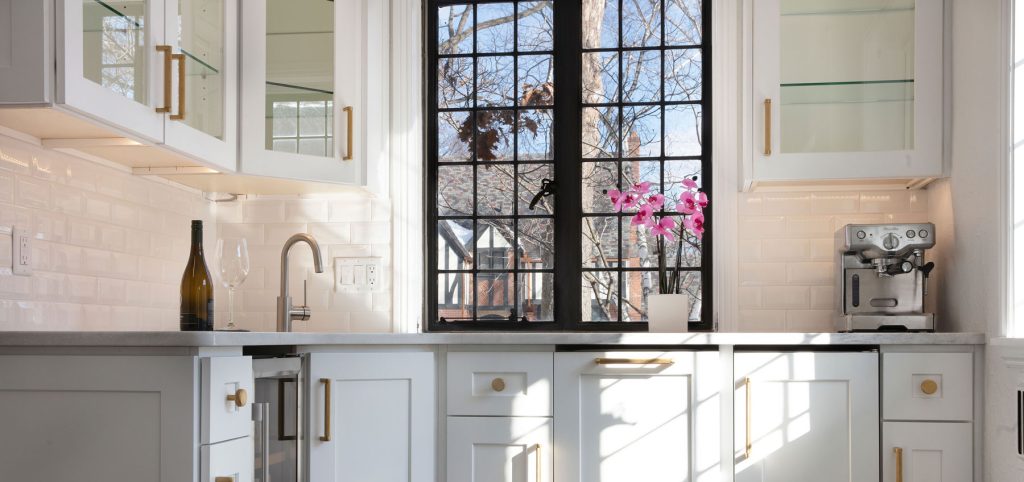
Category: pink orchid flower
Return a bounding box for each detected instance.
[684,212,706,239]
[694,191,709,210]
[676,191,700,214]
[608,189,639,212]
[646,193,665,210]
[631,181,652,194]
[650,216,676,242]
[681,178,699,189]
[631,204,654,227]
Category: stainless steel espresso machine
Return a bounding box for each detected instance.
[835,223,936,332]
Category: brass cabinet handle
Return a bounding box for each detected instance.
[319,378,331,442]
[894,447,904,482]
[343,106,354,160]
[920,379,938,395]
[763,98,772,156]
[156,45,172,113]
[170,53,186,120]
[594,358,674,365]
[744,377,752,459]
[226,388,248,408]
[534,444,542,482]
[215,477,234,482]
[491,377,506,392]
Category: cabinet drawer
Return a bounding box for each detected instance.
[447,416,552,482]
[883,352,972,422]
[201,436,253,482]
[447,352,552,416]
[882,422,972,482]
[201,356,254,445]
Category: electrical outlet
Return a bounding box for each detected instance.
[12,226,31,276]
[334,257,384,292]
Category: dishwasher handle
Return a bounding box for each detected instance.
[253,402,271,482]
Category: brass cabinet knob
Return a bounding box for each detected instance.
[920,379,938,395]
[491,377,506,392]
[227,388,248,408]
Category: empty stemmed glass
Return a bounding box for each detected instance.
[216,238,250,330]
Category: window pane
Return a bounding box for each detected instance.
[477,56,515,107]
[475,111,515,161]
[518,218,554,269]
[477,272,513,318]
[679,271,702,321]
[437,273,474,319]
[518,55,554,106]
[438,5,474,54]
[621,160,661,203]
[582,216,619,268]
[437,220,475,270]
[665,104,702,157]
[665,49,702,102]
[476,2,515,53]
[519,272,554,320]
[582,106,619,158]
[298,138,327,156]
[518,109,554,160]
[438,165,474,216]
[439,58,474,108]
[298,101,327,136]
[622,0,661,47]
[581,161,618,213]
[272,102,298,137]
[271,138,297,153]
[582,0,619,49]
[517,1,554,52]
[517,163,555,213]
[622,105,662,157]
[621,50,661,103]
[583,271,619,321]
[438,111,473,162]
[477,220,515,270]
[582,52,619,105]
[623,271,658,321]
[477,165,516,216]
[666,0,702,45]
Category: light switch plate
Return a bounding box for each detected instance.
[334,257,384,292]
[12,226,30,276]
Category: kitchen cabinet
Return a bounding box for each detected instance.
[447,416,552,482]
[553,351,721,482]
[0,0,238,171]
[882,422,971,482]
[203,435,254,482]
[746,0,943,186]
[239,0,389,187]
[734,351,879,482]
[307,351,435,482]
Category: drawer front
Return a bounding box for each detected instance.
[447,352,553,416]
[447,416,552,482]
[883,352,972,422]
[882,422,972,482]
[202,356,254,444]
[202,436,253,482]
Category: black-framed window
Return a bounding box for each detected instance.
[427,0,712,331]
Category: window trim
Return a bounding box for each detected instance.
[425,0,713,331]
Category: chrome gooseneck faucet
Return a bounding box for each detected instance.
[276,233,324,332]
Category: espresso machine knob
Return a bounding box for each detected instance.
[882,233,900,250]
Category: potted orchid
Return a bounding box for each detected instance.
[608,177,708,332]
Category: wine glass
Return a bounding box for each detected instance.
[216,238,250,330]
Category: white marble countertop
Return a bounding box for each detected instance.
[0,331,986,347]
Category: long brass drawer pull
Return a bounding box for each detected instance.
[534,443,542,482]
[763,98,772,156]
[156,45,172,113]
[343,106,354,160]
[594,358,674,365]
[744,377,752,459]
[319,378,331,442]
[170,53,186,120]
[894,447,903,482]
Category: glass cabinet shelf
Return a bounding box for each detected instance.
[781,0,914,16]
[781,79,914,105]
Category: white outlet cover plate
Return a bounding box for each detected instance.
[333,257,384,292]
[12,226,31,276]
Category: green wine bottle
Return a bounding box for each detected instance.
[180,220,214,331]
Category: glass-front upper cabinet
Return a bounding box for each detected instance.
[749,0,943,183]
[58,0,237,171]
[239,0,389,186]
[162,0,238,170]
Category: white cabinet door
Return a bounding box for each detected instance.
[734,351,879,482]
[239,0,388,186]
[882,422,971,482]
[307,352,435,482]
[161,0,237,171]
[57,0,166,142]
[554,351,721,482]
[749,0,943,183]
[0,355,195,481]
[447,416,551,482]
[0,0,52,104]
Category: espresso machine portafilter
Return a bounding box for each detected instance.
[835,223,936,332]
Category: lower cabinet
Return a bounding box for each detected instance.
[734,351,879,482]
[307,351,435,482]
[882,422,972,482]
[202,436,254,482]
[554,351,721,482]
[447,416,552,482]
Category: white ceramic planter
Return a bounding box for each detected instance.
[647,294,690,333]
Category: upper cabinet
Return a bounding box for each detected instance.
[239,0,389,186]
[746,0,944,187]
[58,0,238,170]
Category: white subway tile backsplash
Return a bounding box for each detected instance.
[0,171,14,204]
[285,200,328,223]
[15,176,50,209]
[243,200,286,223]
[737,188,930,332]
